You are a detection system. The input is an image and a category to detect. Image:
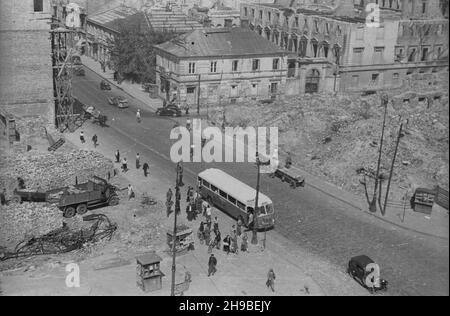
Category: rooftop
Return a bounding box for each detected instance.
[87,6,140,33]
[154,27,288,58]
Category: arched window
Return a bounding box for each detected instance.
[299,36,308,57]
[305,69,320,93]
[311,38,319,57]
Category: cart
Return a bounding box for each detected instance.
[167,225,194,256]
[82,105,107,126]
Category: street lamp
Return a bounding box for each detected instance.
[252,152,270,245]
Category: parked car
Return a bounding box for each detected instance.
[347,255,388,293]
[108,96,129,108]
[100,80,111,90]
[155,104,182,117]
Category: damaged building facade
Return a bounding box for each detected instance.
[240,0,449,95]
[0,0,55,141]
[153,28,288,105]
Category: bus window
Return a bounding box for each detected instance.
[202,179,210,188]
[228,195,237,205]
[219,190,228,199]
[211,184,218,193]
[258,206,266,215]
[266,204,274,214]
[237,201,246,210]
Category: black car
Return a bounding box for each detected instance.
[155,104,182,117]
[347,255,388,293]
[100,80,111,90]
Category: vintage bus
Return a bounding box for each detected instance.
[197,168,275,230]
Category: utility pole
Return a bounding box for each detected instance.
[370,94,388,213]
[197,74,201,115]
[252,152,270,245]
[170,162,182,296]
[381,122,403,216]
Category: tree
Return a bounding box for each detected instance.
[108,12,177,84]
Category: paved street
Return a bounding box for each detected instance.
[73,66,449,296]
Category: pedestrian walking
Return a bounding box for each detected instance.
[223,235,231,255]
[177,162,184,186]
[115,149,120,163]
[231,232,238,254]
[143,162,149,177]
[185,104,190,115]
[136,109,141,123]
[285,152,292,169]
[122,157,128,172]
[186,186,193,203]
[205,204,212,222]
[166,188,173,203]
[136,153,140,169]
[207,254,217,277]
[92,134,98,148]
[247,210,254,231]
[214,229,221,250]
[80,131,85,143]
[204,224,211,246]
[186,119,191,132]
[213,216,219,234]
[127,184,135,200]
[198,221,205,244]
[241,232,248,252]
[190,145,195,160]
[236,217,243,237]
[0,188,7,205]
[266,269,276,292]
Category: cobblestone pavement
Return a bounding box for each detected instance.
[73,67,449,296]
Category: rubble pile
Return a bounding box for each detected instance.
[0,203,63,250]
[0,150,114,191]
[211,88,449,201]
[0,149,114,250]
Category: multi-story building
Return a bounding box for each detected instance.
[153,28,288,105]
[0,0,55,134]
[241,0,449,94]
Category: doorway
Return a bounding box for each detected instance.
[305,69,320,94]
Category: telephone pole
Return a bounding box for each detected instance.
[370,94,388,213]
[381,122,403,216]
[170,162,182,296]
[197,74,201,115]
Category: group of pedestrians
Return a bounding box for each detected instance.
[79,131,98,148]
[114,149,149,177]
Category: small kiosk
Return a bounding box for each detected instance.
[136,252,164,293]
[167,225,194,256]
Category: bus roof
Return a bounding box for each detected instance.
[198,168,272,207]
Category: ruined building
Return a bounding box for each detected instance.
[240,0,449,94]
[0,0,55,142]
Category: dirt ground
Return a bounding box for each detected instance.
[209,88,449,203]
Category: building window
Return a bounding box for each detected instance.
[259,10,263,19]
[270,82,278,94]
[371,73,380,84]
[268,11,271,22]
[252,59,260,71]
[210,61,217,73]
[406,69,414,75]
[325,23,330,35]
[232,60,238,72]
[295,17,299,27]
[352,47,364,65]
[408,47,417,62]
[244,7,248,16]
[34,0,43,12]
[373,46,385,64]
[395,47,405,61]
[422,0,427,14]
[393,72,400,82]
[421,47,429,61]
[187,87,196,94]
[188,62,195,74]
[436,46,443,58]
[272,58,280,70]
[311,40,318,57]
[251,9,255,17]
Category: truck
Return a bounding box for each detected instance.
[12,176,120,218]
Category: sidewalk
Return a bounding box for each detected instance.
[81,55,448,240]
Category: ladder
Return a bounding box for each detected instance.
[48,138,65,152]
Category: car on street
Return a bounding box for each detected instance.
[100,80,111,90]
[108,96,129,108]
[347,255,388,294]
[155,104,182,117]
